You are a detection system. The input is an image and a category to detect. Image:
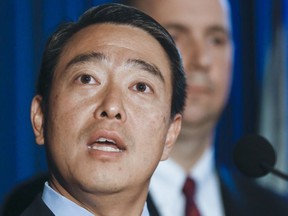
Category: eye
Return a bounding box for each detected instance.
[208,34,228,47]
[76,74,97,85]
[132,82,153,93]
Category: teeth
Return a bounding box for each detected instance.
[88,145,122,152]
[96,137,116,144]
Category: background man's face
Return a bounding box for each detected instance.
[135,0,233,128]
[31,23,181,202]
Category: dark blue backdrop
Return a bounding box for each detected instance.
[1,0,287,205]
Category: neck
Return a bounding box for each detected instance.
[50,179,148,216]
[170,120,215,173]
[88,190,147,216]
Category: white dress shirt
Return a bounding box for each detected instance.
[42,182,150,216]
[149,147,225,216]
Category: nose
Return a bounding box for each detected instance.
[94,86,126,122]
[186,39,211,72]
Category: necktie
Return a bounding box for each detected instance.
[182,177,201,216]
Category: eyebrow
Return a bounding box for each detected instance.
[206,25,231,38]
[165,23,231,37]
[126,59,165,83]
[65,52,107,70]
[164,23,187,32]
[64,52,165,83]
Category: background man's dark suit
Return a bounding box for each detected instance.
[147,165,288,216]
[2,167,288,216]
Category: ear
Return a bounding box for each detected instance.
[31,95,45,145]
[161,114,182,161]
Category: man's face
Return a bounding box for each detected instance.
[135,0,233,127]
[31,24,181,201]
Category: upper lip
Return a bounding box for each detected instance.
[87,130,126,150]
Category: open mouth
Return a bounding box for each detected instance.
[87,131,126,153]
[88,137,123,153]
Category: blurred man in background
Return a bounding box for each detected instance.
[122,0,288,215]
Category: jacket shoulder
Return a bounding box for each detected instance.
[21,194,54,216]
[218,165,288,216]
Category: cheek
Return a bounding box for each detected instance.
[219,59,232,91]
[46,93,88,155]
[49,89,92,123]
[134,99,169,129]
[49,96,77,132]
[178,47,191,68]
[132,114,168,175]
[212,60,232,105]
[134,109,168,152]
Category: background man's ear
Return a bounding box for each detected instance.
[161,114,182,161]
[31,95,45,145]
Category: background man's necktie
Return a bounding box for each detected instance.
[182,177,201,216]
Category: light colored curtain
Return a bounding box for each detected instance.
[258,0,288,194]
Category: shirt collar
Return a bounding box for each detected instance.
[42,182,150,216]
[189,146,214,186]
[42,182,94,216]
[151,146,214,187]
[149,146,222,216]
[142,203,150,216]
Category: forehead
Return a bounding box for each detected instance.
[57,23,170,74]
[135,0,230,30]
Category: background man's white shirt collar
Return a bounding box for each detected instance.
[149,147,225,216]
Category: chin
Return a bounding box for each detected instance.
[77,179,125,194]
[183,113,216,127]
[183,112,206,124]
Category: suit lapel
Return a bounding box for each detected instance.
[147,192,161,216]
[21,194,54,216]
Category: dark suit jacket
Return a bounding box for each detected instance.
[147,165,288,216]
[20,194,54,216]
[3,167,288,216]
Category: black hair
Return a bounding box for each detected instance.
[37,3,186,118]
